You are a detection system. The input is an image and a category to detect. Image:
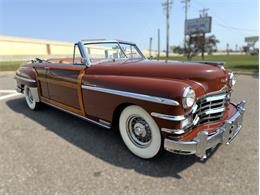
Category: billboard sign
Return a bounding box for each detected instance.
[185,17,212,35]
[245,36,258,43]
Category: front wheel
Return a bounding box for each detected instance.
[119,105,162,159]
[24,86,40,110]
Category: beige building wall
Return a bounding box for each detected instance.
[0,35,175,61]
[0,35,74,61]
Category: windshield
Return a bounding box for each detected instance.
[84,42,144,64]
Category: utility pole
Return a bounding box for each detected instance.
[149,37,153,57]
[181,0,190,20]
[199,8,209,18]
[226,43,230,55]
[181,0,190,56]
[157,29,160,60]
[162,0,173,59]
[199,8,209,60]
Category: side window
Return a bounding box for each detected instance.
[73,44,83,65]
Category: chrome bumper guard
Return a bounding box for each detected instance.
[16,85,23,93]
[164,101,246,159]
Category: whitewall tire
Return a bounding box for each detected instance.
[119,105,162,159]
[24,86,39,110]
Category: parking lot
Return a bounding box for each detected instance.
[0,72,258,194]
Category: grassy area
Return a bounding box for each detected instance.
[159,54,259,73]
[0,61,25,71]
[0,54,258,73]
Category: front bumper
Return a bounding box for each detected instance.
[164,101,246,159]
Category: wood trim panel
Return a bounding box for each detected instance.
[38,77,78,88]
[47,65,85,70]
[77,69,86,116]
[35,64,86,117]
[41,96,83,115]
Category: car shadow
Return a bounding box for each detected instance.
[6,97,216,178]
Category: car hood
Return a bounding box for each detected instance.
[87,59,229,94]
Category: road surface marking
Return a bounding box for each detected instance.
[0,90,22,100]
[0,90,17,93]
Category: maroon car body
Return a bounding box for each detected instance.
[15,39,246,159]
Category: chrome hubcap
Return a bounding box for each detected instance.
[126,115,152,148]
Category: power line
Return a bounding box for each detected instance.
[162,0,173,58]
[214,21,257,32]
[193,0,258,32]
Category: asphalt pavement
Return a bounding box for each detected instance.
[0,72,258,195]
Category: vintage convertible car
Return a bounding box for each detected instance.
[15,39,246,159]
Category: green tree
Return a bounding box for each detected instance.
[186,34,219,60]
[170,45,184,54]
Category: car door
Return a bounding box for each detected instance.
[34,64,49,98]
[45,62,85,115]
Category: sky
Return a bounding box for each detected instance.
[0,0,258,50]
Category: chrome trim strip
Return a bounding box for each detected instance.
[193,115,200,126]
[151,112,185,121]
[151,104,198,122]
[81,39,136,45]
[205,94,226,102]
[192,104,198,114]
[98,119,111,126]
[199,86,228,100]
[161,115,199,135]
[161,128,185,135]
[193,61,225,66]
[199,114,223,122]
[204,107,225,115]
[196,101,224,112]
[80,39,146,64]
[42,101,111,129]
[15,75,36,83]
[82,85,180,106]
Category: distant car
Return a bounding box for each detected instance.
[15,39,246,159]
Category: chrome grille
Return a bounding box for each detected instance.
[195,90,228,124]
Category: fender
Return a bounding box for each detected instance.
[15,65,37,88]
[81,75,202,124]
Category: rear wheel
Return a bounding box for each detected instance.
[24,86,40,110]
[119,105,162,159]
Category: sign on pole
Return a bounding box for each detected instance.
[185,17,212,35]
[245,36,259,43]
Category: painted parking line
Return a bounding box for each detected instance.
[0,90,17,93]
[0,89,22,101]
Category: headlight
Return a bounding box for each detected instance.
[182,87,196,108]
[229,72,236,87]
